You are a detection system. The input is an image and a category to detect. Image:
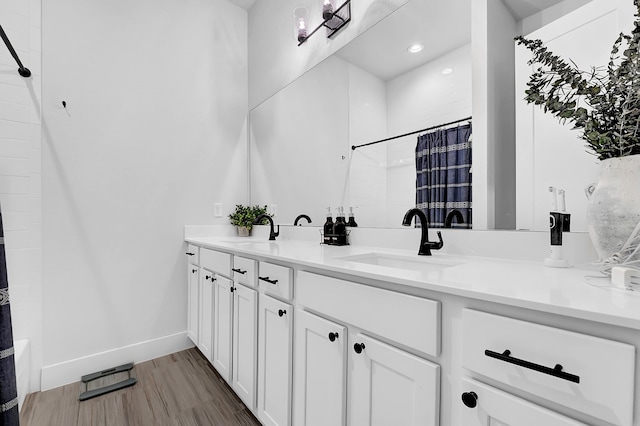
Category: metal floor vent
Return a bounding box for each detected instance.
[78,362,137,401]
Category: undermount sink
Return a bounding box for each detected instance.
[338,252,462,273]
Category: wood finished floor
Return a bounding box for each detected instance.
[20,348,261,426]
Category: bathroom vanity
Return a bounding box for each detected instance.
[184,234,640,426]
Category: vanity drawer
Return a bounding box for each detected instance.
[258,262,292,300]
[233,256,256,287]
[200,249,231,277]
[462,309,635,426]
[185,244,199,265]
[297,271,440,357]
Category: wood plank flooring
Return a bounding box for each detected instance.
[20,348,261,426]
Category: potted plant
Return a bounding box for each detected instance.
[515,3,640,261]
[228,205,271,237]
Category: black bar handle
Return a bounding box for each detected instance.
[232,268,247,275]
[185,252,195,256]
[0,24,31,78]
[259,276,278,285]
[484,349,580,384]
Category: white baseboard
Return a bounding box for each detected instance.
[40,331,194,391]
[14,339,30,411]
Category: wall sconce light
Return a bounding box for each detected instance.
[294,7,309,43]
[296,0,351,46]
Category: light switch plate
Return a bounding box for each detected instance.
[213,203,223,218]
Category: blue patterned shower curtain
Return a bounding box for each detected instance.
[415,123,472,228]
[0,207,19,425]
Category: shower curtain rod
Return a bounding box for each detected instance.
[351,116,472,150]
[0,24,31,78]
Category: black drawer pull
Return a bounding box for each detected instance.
[191,269,197,274]
[485,349,580,384]
[232,268,247,275]
[278,309,286,317]
[461,391,478,408]
[186,252,195,256]
[354,343,365,354]
[328,332,339,342]
[259,276,279,285]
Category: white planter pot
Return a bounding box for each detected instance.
[586,154,640,260]
[236,226,251,237]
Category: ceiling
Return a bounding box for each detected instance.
[228,0,255,10]
[333,0,583,81]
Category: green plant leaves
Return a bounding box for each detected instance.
[228,204,272,230]
[515,10,640,161]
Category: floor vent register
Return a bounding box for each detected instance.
[78,362,137,401]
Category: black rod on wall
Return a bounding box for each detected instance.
[351,116,472,150]
[0,24,31,78]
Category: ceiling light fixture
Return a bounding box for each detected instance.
[407,43,424,54]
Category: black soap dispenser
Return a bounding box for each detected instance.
[323,207,334,244]
[347,206,358,227]
[334,206,347,245]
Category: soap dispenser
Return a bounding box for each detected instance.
[334,206,347,245]
[323,207,334,244]
[347,206,358,227]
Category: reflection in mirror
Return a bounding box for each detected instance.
[250,0,472,228]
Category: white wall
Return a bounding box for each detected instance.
[248,0,410,109]
[0,0,42,394]
[40,0,248,389]
[471,0,517,230]
[250,56,350,224]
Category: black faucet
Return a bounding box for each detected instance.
[402,208,443,256]
[254,214,279,241]
[444,209,464,228]
[293,214,312,226]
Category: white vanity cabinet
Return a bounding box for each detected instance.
[462,309,636,426]
[257,293,293,426]
[294,310,347,426]
[232,281,258,409]
[212,274,233,382]
[198,270,215,361]
[295,271,441,426]
[460,378,586,426]
[186,245,200,344]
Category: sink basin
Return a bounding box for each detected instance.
[338,252,461,273]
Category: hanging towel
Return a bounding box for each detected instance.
[0,206,19,425]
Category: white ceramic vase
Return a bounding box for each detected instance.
[586,154,640,260]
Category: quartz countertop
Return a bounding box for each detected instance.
[185,236,640,331]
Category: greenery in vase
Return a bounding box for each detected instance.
[515,1,640,161]
[228,204,271,231]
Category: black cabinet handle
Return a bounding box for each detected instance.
[191,269,197,274]
[232,268,247,275]
[186,252,195,256]
[230,286,236,293]
[259,276,279,285]
[205,275,211,280]
[354,343,365,354]
[461,391,478,408]
[485,349,580,383]
[278,309,286,317]
[328,332,339,342]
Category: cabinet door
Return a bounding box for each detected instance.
[349,333,440,426]
[294,310,346,426]
[187,264,199,344]
[198,269,214,362]
[460,378,586,426]
[232,283,257,409]
[257,294,292,426]
[213,275,233,383]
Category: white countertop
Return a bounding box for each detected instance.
[185,235,640,331]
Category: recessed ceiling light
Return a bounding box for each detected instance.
[442,67,453,75]
[407,43,424,54]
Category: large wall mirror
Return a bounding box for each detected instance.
[249,0,596,230]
